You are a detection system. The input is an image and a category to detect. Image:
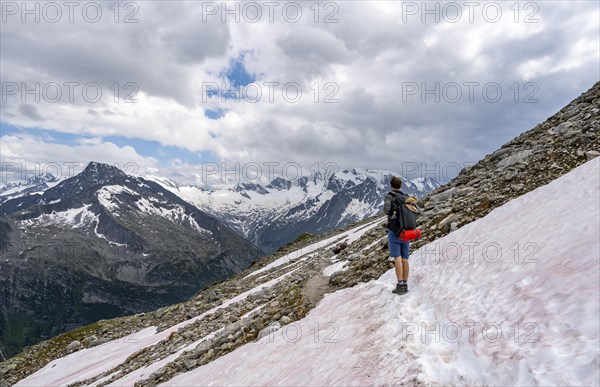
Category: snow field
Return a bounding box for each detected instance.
[16,216,383,386]
[245,218,382,278]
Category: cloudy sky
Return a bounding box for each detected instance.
[1,0,598,186]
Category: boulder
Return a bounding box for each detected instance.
[585,150,600,161]
[429,187,457,203]
[279,315,292,325]
[439,213,460,229]
[347,252,365,261]
[187,308,199,319]
[257,322,281,341]
[378,236,388,248]
[66,340,82,354]
[184,359,198,370]
[331,241,349,254]
[547,121,572,135]
[496,149,533,169]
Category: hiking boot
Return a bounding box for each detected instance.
[392,283,406,295]
[403,283,409,293]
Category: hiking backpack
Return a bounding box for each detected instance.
[387,191,419,235]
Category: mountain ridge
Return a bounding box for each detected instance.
[1,166,440,254]
[146,167,440,253]
[0,172,61,204]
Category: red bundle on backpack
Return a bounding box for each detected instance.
[399,229,421,241]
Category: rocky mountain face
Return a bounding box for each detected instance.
[0,162,262,359]
[149,169,440,253]
[0,82,598,386]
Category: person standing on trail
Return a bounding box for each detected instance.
[383,176,411,295]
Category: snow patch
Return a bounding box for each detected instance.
[322,260,349,277]
[245,218,382,279]
[134,198,208,235]
[20,204,96,229]
[96,185,137,211]
[340,198,373,221]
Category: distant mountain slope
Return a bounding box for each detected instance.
[0,162,262,358]
[148,169,439,253]
[0,173,62,204]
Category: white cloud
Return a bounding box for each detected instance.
[75,136,104,146]
[0,134,158,182]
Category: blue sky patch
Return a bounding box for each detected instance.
[204,108,225,120]
[203,52,259,102]
[224,53,256,87]
[0,124,216,166]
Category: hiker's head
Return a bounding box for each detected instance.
[390,177,402,190]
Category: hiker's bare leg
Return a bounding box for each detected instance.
[394,257,403,281]
[401,258,409,281]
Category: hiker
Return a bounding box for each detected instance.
[383,176,417,295]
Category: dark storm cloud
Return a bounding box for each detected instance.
[18,104,43,121]
[0,1,230,107]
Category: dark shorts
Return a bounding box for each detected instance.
[388,229,410,259]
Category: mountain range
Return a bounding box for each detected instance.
[0,173,62,204]
[147,169,439,253]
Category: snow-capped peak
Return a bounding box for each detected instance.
[0,172,62,203]
[146,168,439,252]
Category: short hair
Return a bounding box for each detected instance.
[390,176,402,189]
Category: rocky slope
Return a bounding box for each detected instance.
[333,80,599,288]
[411,80,599,247]
[0,81,598,386]
[0,162,262,359]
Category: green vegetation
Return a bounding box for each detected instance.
[279,233,316,251]
[0,312,54,359]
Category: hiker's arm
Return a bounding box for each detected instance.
[382,195,391,216]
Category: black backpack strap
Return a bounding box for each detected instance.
[386,191,397,218]
[391,191,406,205]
